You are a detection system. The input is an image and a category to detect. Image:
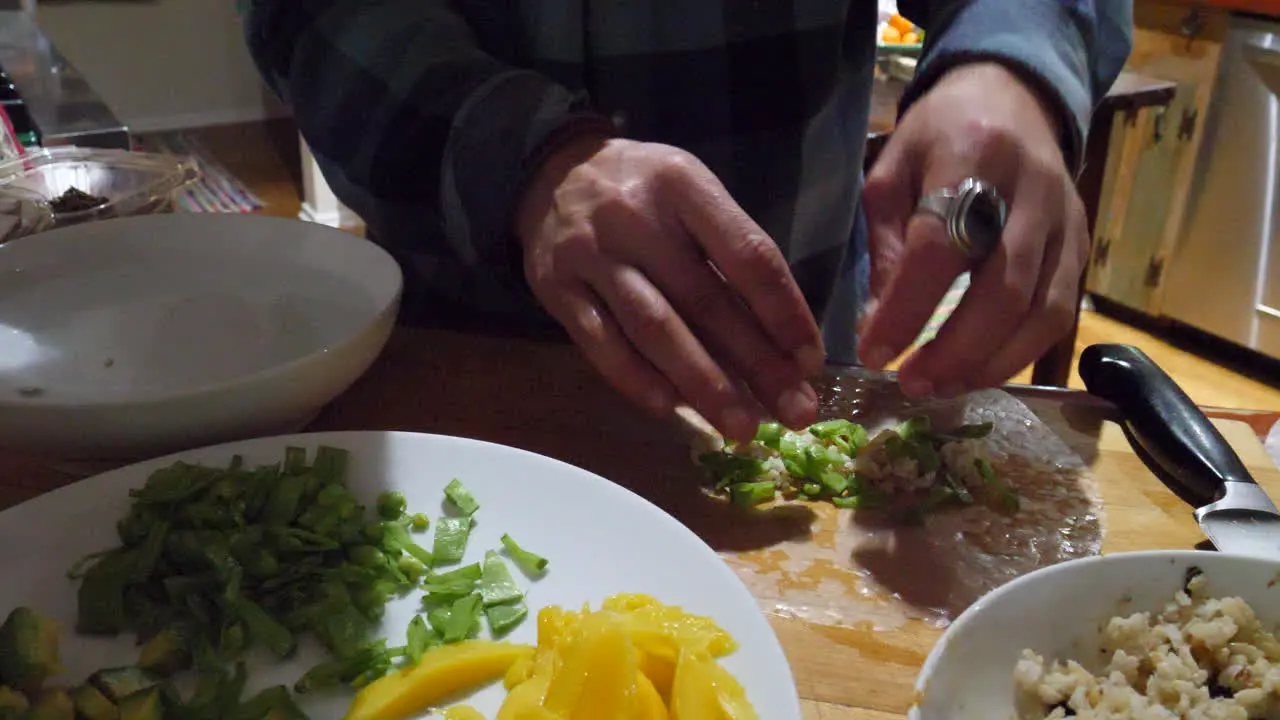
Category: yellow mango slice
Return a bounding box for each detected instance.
[343,640,534,720]
[638,649,676,700]
[635,671,669,720]
[504,654,535,689]
[565,618,639,719]
[669,649,757,720]
[498,675,552,720]
[442,707,486,720]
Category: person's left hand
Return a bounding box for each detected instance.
[857,61,1090,398]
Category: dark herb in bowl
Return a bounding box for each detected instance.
[49,187,108,214]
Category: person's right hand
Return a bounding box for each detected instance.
[514,136,825,444]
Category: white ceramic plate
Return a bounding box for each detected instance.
[0,214,402,461]
[0,431,802,719]
[910,550,1280,719]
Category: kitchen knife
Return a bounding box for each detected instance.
[1078,343,1280,559]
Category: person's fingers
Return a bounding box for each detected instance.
[895,166,1057,397]
[855,207,969,390]
[538,280,680,418]
[661,160,826,376]
[856,135,975,375]
[862,132,921,311]
[649,246,818,430]
[976,196,1087,385]
[587,260,761,443]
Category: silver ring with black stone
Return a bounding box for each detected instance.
[914,177,1008,262]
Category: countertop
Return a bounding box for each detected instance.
[2,327,1280,717]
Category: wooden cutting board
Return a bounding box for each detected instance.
[758,417,1280,720]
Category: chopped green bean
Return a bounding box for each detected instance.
[430,516,472,566]
[479,551,522,607]
[485,600,529,638]
[444,479,480,516]
[499,534,548,577]
[376,491,407,520]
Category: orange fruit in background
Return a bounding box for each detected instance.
[888,13,915,34]
[903,31,920,44]
[881,26,903,44]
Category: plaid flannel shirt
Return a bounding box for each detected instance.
[244,0,1132,361]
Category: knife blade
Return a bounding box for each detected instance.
[1078,343,1280,559]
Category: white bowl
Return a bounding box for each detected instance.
[0,213,402,461]
[910,550,1280,719]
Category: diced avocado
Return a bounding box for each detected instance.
[0,685,29,720]
[71,682,119,720]
[27,687,74,720]
[116,687,163,720]
[137,625,191,677]
[87,668,160,704]
[0,606,63,694]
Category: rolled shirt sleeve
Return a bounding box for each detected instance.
[897,0,1134,176]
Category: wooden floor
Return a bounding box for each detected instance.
[156,120,1280,414]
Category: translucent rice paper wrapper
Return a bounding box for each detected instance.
[716,368,1105,631]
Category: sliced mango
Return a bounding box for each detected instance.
[343,640,534,720]
[635,672,669,720]
[670,649,757,720]
[442,707,487,720]
[497,594,752,719]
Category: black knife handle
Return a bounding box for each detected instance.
[1078,343,1255,508]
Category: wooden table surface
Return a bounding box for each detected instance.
[3,327,1279,719]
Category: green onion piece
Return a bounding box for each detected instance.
[485,600,529,638]
[809,419,853,439]
[311,446,348,484]
[282,447,309,475]
[831,495,862,509]
[479,550,523,607]
[753,422,784,450]
[800,482,822,497]
[729,481,776,507]
[499,534,549,577]
[444,478,481,516]
[895,416,933,442]
[697,452,765,491]
[410,513,430,532]
[381,522,433,567]
[948,421,995,440]
[431,516,473,566]
[397,556,426,582]
[233,597,296,659]
[976,458,1019,513]
[817,467,851,496]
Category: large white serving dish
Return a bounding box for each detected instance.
[0,213,402,461]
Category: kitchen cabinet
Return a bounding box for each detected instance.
[1085,85,1196,313]
[1085,1,1227,318]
